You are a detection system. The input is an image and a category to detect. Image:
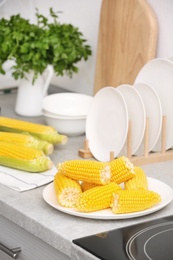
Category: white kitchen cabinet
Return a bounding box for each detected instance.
[0,215,70,260]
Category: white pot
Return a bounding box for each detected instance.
[15,65,53,117]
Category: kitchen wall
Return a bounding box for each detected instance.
[0,0,173,95]
[148,0,173,58]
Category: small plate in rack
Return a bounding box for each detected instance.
[117,84,146,156]
[134,82,162,155]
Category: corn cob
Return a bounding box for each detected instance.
[54,172,82,208]
[110,156,135,184]
[0,131,53,155]
[76,182,121,212]
[111,189,161,214]
[0,116,68,145]
[81,181,121,192]
[81,181,99,192]
[57,159,111,185]
[0,141,53,172]
[125,166,148,190]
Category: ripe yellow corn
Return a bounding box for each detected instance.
[81,181,99,192]
[57,159,111,185]
[0,116,68,145]
[111,189,161,214]
[0,131,53,155]
[110,156,135,184]
[76,182,121,212]
[54,172,82,208]
[0,141,53,172]
[125,166,148,190]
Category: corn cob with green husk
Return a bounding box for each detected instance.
[110,156,135,184]
[76,182,122,212]
[0,141,53,172]
[54,172,82,208]
[125,166,148,190]
[0,131,53,155]
[0,116,68,145]
[111,189,161,214]
[57,159,111,185]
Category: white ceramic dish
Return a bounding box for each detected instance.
[134,82,162,155]
[42,109,86,119]
[42,93,93,117]
[43,112,86,136]
[117,84,146,156]
[135,58,173,151]
[86,87,128,161]
[43,178,173,220]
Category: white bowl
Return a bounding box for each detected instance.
[42,93,93,117]
[43,112,86,136]
[42,109,86,119]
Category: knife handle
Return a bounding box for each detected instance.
[0,242,21,259]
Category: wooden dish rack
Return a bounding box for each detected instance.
[78,116,173,165]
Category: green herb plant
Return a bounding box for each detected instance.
[0,8,92,83]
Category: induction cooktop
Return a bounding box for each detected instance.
[73,215,173,260]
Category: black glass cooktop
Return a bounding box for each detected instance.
[73,215,173,260]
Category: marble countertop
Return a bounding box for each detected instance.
[0,91,173,260]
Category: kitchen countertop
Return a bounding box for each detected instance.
[0,91,173,260]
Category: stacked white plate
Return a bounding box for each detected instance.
[86,85,155,161]
[86,57,173,161]
[135,58,173,151]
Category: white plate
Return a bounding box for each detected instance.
[86,87,128,161]
[43,178,173,220]
[135,58,173,151]
[117,84,146,156]
[134,82,162,155]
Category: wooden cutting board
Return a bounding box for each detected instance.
[94,0,158,94]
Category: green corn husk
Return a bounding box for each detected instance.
[21,132,54,155]
[0,141,53,172]
[0,155,53,172]
[31,131,68,145]
[0,116,68,145]
[0,131,54,155]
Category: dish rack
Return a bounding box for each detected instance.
[78,116,173,165]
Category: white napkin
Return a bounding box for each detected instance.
[0,164,57,192]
